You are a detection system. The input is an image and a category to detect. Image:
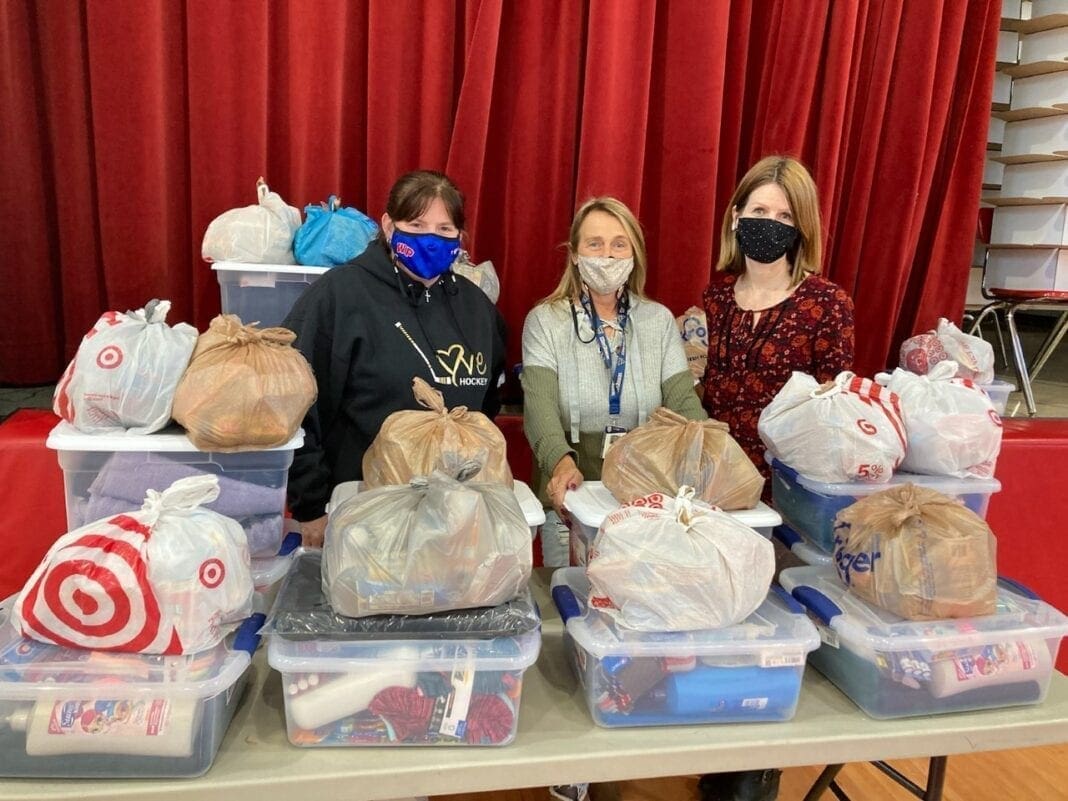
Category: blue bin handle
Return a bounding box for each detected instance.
[770,583,805,615]
[771,458,799,481]
[790,585,843,626]
[551,585,584,624]
[279,531,301,556]
[996,575,1041,601]
[233,613,266,655]
[773,524,802,549]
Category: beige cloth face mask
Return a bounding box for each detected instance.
[576,255,634,296]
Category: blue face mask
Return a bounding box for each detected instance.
[390,229,461,280]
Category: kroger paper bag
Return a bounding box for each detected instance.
[172,315,316,451]
[53,299,197,434]
[323,467,531,617]
[586,487,774,631]
[13,476,253,654]
[880,362,1002,479]
[759,371,906,483]
[362,377,512,488]
[833,483,997,620]
[602,408,763,509]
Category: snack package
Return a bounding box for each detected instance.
[833,483,997,620]
[676,306,709,381]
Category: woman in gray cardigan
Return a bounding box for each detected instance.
[521,196,705,567]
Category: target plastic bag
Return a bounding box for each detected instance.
[323,466,532,617]
[201,177,301,264]
[676,306,708,381]
[900,318,995,384]
[293,195,378,266]
[878,362,1002,479]
[587,487,775,631]
[758,371,907,483]
[362,377,512,488]
[12,475,253,654]
[172,314,316,451]
[52,299,197,435]
[451,250,500,304]
[601,408,763,509]
[833,483,997,620]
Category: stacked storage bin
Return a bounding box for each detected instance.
[212,263,328,329]
[267,481,544,748]
[551,568,819,727]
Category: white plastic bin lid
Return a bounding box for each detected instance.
[327,479,545,529]
[779,565,1068,656]
[0,597,250,702]
[211,261,330,277]
[769,456,1001,498]
[46,421,305,452]
[565,481,781,530]
[267,627,541,674]
[550,568,818,662]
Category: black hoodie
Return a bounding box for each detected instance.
[282,242,507,520]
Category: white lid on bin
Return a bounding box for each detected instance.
[211,261,330,276]
[778,565,1068,656]
[0,598,250,701]
[565,481,781,531]
[551,568,818,661]
[266,628,541,674]
[769,455,1001,498]
[327,479,546,529]
[46,421,304,453]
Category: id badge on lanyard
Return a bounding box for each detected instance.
[580,294,630,459]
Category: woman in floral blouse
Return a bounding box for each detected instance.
[702,155,855,485]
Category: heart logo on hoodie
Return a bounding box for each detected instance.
[435,344,487,385]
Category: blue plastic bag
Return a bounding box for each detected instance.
[293,195,378,266]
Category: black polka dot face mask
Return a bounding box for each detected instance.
[735,217,799,264]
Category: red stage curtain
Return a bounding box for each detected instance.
[0,0,999,384]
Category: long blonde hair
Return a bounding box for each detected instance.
[716,156,822,286]
[544,197,648,303]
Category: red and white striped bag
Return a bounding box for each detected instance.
[758,370,907,483]
[12,476,252,655]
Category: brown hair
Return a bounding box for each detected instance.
[544,196,648,304]
[378,170,465,248]
[716,155,822,285]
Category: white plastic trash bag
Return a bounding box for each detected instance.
[758,371,907,483]
[53,299,197,434]
[451,250,500,304]
[900,317,995,384]
[323,467,532,617]
[586,487,775,631]
[201,177,301,264]
[13,475,253,655]
[879,361,1003,479]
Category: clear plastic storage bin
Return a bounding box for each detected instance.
[772,524,832,567]
[0,601,256,778]
[212,262,329,328]
[769,459,1002,555]
[266,554,541,747]
[564,481,782,566]
[251,531,302,610]
[550,568,819,727]
[780,565,1068,719]
[46,422,303,559]
[328,479,546,538]
[980,379,1016,415]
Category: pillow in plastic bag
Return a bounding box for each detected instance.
[879,362,1002,479]
[323,468,532,617]
[293,195,378,266]
[13,476,253,654]
[587,487,774,631]
[601,407,762,509]
[833,483,997,620]
[201,177,301,264]
[758,371,906,483]
[53,299,197,434]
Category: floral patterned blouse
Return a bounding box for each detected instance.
[701,273,855,478]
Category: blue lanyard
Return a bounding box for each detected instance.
[579,293,629,417]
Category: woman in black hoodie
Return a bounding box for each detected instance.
[283,170,507,546]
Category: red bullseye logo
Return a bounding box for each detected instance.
[856,419,878,435]
[96,345,124,369]
[199,559,226,588]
